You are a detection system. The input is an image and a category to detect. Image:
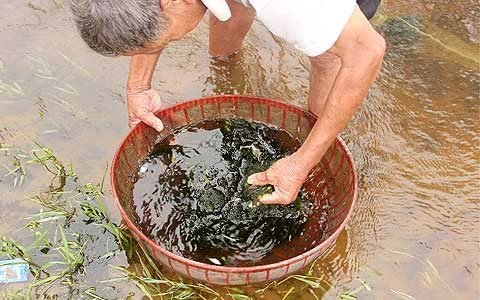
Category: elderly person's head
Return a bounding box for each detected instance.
[71,0,207,56]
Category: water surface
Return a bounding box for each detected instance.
[0,0,478,298]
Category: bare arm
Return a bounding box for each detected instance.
[126,0,254,130]
[127,53,161,92]
[126,52,164,131]
[306,52,341,117]
[248,6,386,204]
[296,6,386,169]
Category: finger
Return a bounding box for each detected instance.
[259,191,290,205]
[247,171,270,185]
[128,118,141,129]
[140,112,164,132]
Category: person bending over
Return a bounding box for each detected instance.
[71,0,386,205]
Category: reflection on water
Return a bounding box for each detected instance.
[0,0,478,298]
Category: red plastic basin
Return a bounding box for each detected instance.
[110,95,358,285]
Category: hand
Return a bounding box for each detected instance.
[126,88,164,132]
[247,154,311,205]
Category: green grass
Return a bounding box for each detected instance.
[1,143,75,189]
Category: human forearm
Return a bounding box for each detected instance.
[295,8,386,170]
[125,52,164,131]
[127,52,161,92]
[307,52,341,117]
[296,53,383,169]
[243,6,386,205]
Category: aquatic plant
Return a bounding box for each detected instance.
[135,119,314,266]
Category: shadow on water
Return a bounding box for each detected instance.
[0,0,479,298]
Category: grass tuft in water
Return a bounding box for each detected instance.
[1,143,76,189]
[388,249,459,299]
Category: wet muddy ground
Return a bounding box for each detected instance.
[0,0,478,299]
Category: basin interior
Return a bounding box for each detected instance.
[112,96,356,258]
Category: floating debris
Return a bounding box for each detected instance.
[0,259,29,283]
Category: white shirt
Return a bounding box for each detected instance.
[237,0,356,57]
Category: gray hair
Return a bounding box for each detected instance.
[70,0,168,56]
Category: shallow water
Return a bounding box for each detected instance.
[0,0,478,298]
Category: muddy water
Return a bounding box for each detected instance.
[0,0,478,298]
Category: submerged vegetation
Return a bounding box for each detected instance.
[0,143,377,299]
[135,119,315,267]
[0,60,23,99]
